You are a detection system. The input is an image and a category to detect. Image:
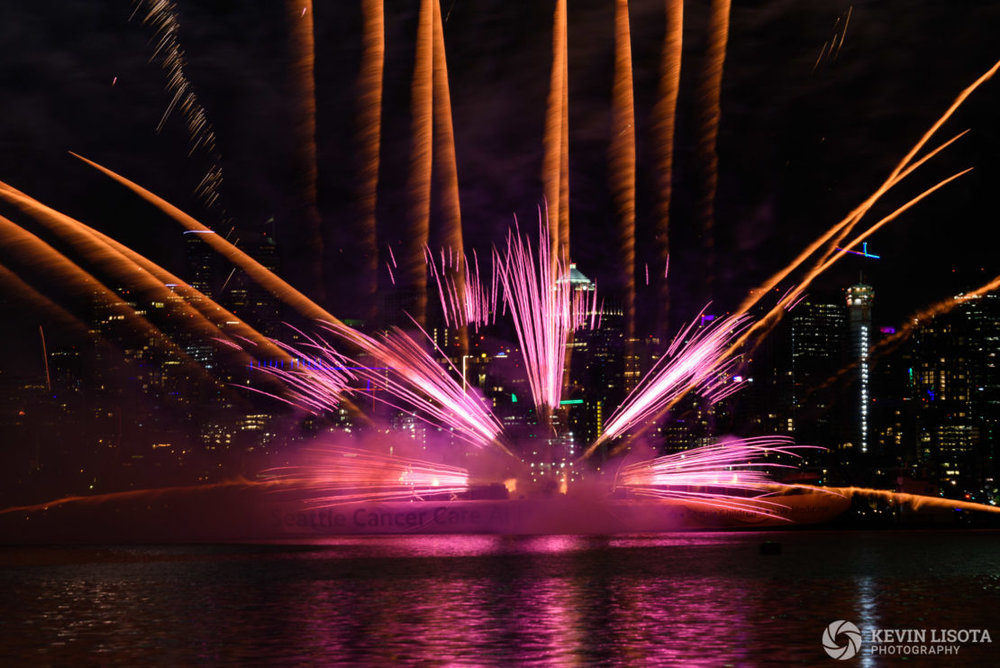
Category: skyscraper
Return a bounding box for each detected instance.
[183,229,216,297]
[846,283,874,453]
[790,298,846,450]
[910,291,1000,488]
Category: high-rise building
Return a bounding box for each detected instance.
[225,220,283,339]
[789,297,846,450]
[964,292,1000,483]
[182,229,218,371]
[846,283,874,453]
[183,229,216,297]
[910,291,1000,488]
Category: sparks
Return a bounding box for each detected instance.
[496,215,599,419]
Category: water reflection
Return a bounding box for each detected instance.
[2,531,998,664]
[856,576,880,668]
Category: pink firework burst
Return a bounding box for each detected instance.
[426,246,499,331]
[263,445,470,508]
[242,212,825,505]
[593,310,750,448]
[240,327,355,414]
[495,215,600,418]
[314,320,513,456]
[615,436,827,519]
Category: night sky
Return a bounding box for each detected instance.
[1,0,999,376]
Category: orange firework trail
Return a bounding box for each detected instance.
[356,0,384,322]
[591,162,977,456]
[285,0,324,301]
[0,478,280,516]
[611,0,636,342]
[732,132,966,325]
[809,273,1000,398]
[0,181,283,364]
[887,274,1000,344]
[727,58,1000,353]
[823,487,1000,516]
[559,27,570,267]
[432,0,468,353]
[0,214,214,385]
[0,262,91,338]
[812,6,852,73]
[741,58,1000,315]
[696,0,731,301]
[594,144,976,453]
[544,0,569,266]
[70,154,382,423]
[70,153,358,341]
[404,0,435,325]
[733,168,972,357]
[817,133,969,269]
[653,0,684,337]
[132,0,226,214]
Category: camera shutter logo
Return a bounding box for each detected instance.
[823,620,862,660]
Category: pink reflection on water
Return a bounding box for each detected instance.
[272,534,596,559]
[272,534,766,663]
[7,533,999,664]
[607,576,753,665]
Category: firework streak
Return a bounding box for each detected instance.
[356,0,384,320]
[588,311,748,453]
[496,219,600,417]
[431,0,468,353]
[133,0,225,212]
[284,0,324,299]
[616,436,830,520]
[257,321,512,457]
[695,0,731,300]
[653,0,683,337]
[611,0,637,341]
[262,446,470,507]
[544,0,569,264]
[426,247,499,331]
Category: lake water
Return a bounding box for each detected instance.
[2,531,998,665]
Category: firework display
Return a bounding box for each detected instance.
[1,2,999,539]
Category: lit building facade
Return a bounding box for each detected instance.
[910,291,1000,489]
[789,298,846,450]
[846,283,874,453]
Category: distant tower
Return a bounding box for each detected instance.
[846,283,874,453]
